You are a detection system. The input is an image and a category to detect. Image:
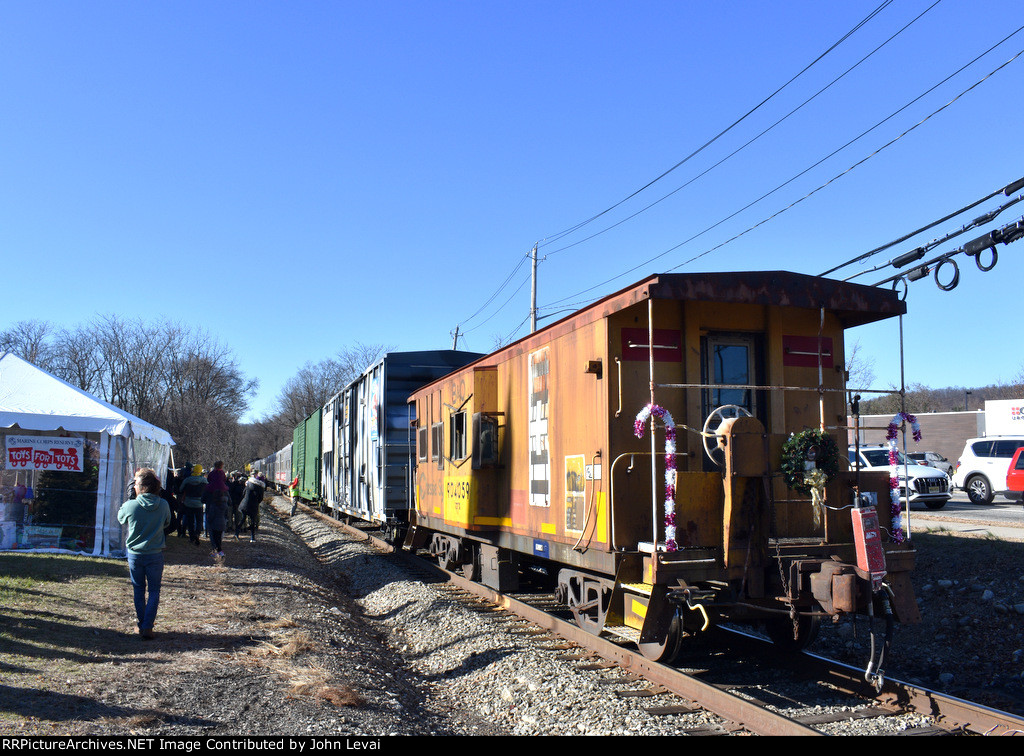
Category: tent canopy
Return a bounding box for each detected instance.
[0,353,174,445]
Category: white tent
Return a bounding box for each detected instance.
[0,353,175,556]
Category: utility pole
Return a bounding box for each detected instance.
[451,326,460,350]
[530,244,538,333]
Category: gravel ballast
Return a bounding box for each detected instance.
[2,494,1022,736]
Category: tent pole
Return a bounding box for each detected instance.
[94,431,109,557]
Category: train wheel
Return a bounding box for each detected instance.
[765,613,820,652]
[438,554,458,572]
[638,611,684,664]
[562,572,612,635]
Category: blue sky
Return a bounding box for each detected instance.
[2,1,1022,422]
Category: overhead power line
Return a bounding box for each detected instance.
[838,183,1024,282]
[542,0,941,261]
[537,35,1024,314]
[534,1,895,249]
[871,213,1024,295]
[452,2,898,343]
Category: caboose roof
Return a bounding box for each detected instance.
[596,270,906,329]
[411,270,905,397]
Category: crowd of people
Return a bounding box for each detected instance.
[116,461,274,640]
[168,461,269,551]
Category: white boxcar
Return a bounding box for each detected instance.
[320,351,481,537]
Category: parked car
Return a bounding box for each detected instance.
[1006,447,1024,501]
[848,446,951,510]
[906,451,954,476]
[951,436,1024,504]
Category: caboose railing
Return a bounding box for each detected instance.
[637,298,911,553]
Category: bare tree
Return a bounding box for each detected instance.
[844,338,876,391]
[0,320,54,368]
[3,315,258,468]
[273,342,389,428]
[335,342,390,383]
[48,325,103,395]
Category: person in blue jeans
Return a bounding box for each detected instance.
[118,468,172,639]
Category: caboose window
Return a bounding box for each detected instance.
[472,413,499,468]
[450,411,468,461]
[699,331,766,465]
[711,343,752,407]
[701,333,762,418]
[431,422,443,468]
[417,426,428,462]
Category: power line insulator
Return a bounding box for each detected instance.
[892,248,926,268]
[1003,177,1024,196]
[963,231,998,257]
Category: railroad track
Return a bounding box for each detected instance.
[291,501,1024,736]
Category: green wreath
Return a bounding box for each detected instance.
[780,428,840,495]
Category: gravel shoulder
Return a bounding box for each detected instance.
[1,494,1023,736]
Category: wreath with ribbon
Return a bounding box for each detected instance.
[780,428,840,495]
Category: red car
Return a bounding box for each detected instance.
[1006,447,1024,500]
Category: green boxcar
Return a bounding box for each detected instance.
[292,410,322,503]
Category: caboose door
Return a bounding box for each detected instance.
[700,332,766,469]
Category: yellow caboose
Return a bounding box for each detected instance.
[407,271,916,666]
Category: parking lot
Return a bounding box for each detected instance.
[909,489,1024,540]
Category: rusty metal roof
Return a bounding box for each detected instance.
[606,271,906,328]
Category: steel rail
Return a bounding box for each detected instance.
[720,625,1024,735]
[299,505,818,735]
[440,570,821,735]
[288,500,1024,736]
[800,651,1024,736]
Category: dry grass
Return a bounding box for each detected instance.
[285,664,364,707]
[0,512,370,734]
[210,591,255,613]
[263,615,299,629]
[252,629,319,658]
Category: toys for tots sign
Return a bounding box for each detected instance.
[6,435,84,472]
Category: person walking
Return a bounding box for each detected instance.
[207,461,229,498]
[178,464,207,545]
[171,466,187,537]
[205,486,229,558]
[204,460,231,556]
[117,468,172,640]
[228,471,245,534]
[288,474,300,516]
[236,472,266,542]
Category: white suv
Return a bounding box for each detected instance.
[951,437,1024,504]
[848,446,951,510]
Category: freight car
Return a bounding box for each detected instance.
[404,271,919,677]
[289,351,483,540]
[251,442,292,489]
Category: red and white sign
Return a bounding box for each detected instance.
[5,435,84,472]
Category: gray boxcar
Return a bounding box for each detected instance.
[320,351,482,537]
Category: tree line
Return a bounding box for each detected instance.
[8,316,1020,467]
[1,317,386,470]
[843,339,1023,415]
[858,380,1024,416]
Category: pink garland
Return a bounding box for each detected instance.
[634,403,678,552]
[885,411,921,544]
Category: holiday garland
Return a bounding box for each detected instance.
[885,411,921,544]
[634,403,678,552]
